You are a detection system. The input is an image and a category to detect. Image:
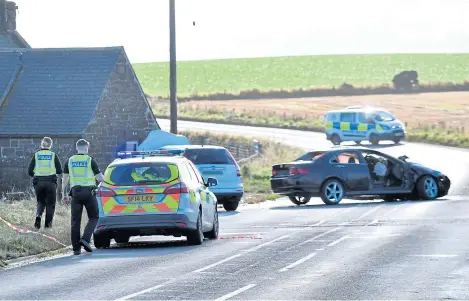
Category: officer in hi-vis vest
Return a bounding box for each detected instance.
[28,137,63,229]
[62,139,105,255]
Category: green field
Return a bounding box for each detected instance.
[133,54,469,97]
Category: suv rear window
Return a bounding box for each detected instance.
[105,162,178,186]
[184,148,234,165]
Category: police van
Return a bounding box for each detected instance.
[324,106,406,145]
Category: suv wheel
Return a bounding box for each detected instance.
[114,234,130,244]
[330,134,341,145]
[187,211,204,245]
[223,199,239,211]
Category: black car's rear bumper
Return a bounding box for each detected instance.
[270,177,320,197]
[437,175,451,197]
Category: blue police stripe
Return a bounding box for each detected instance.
[349,123,358,131]
[332,122,341,129]
[37,155,53,160]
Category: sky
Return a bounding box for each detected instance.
[13,0,469,63]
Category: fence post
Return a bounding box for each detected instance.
[253,139,260,154]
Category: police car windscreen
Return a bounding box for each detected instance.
[184,149,234,165]
[107,163,177,186]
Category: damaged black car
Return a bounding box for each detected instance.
[270,147,451,205]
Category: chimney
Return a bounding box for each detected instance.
[1,0,17,31]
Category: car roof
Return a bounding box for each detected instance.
[161,144,227,150]
[307,146,376,153]
[326,106,390,114]
[110,155,187,166]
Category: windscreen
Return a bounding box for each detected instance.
[105,162,178,186]
[184,148,234,165]
[373,111,396,122]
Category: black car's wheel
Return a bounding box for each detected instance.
[330,134,341,145]
[355,140,362,145]
[223,199,239,211]
[93,233,111,249]
[289,196,311,205]
[369,134,379,145]
[383,195,398,202]
[417,175,439,200]
[320,179,345,205]
[187,211,204,246]
[204,207,219,239]
[114,234,130,244]
[392,137,401,144]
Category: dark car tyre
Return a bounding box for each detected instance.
[223,199,239,211]
[417,175,439,200]
[369,134,379,145]
[392,137,401,144]
[321,178,345,205]
[93,233,111,249]
[289,196,311,205]
[204,207,219,239]
[331,134,341,145]
[187,211,204,245]
[114,234,130,244]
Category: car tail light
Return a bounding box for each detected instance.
[163,182,189,194]
[272,170,278,176]
[98,187,116,197]
[289,167,308,175]
[237,170,241,177]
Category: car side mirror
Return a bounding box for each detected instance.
[205,177,218,187]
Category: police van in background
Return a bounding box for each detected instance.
[324,106,406,145]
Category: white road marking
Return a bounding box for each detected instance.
[307,220,327,227]
[410,254,458,258]
[195,234,291,273]
[315,248,325,251]
[356,205,382,220]
[327,236,348,247]
[367,219,379,226]
[114,284,165,301]
[289,227,344,250]
[213,284,257,301]
[279,252,318,272]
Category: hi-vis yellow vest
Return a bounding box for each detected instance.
[34,150,56,176]
[68,154,95,187]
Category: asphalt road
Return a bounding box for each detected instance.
[1,120,469,300]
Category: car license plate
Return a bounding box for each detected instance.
[124,195,156,203]
[395,133,403,136]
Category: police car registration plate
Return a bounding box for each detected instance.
[124,195,156,203]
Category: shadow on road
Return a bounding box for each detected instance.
[269,198,449,211]
[218,210,240,217]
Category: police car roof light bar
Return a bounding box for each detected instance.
[116,149,185,159]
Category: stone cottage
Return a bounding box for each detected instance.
[0,47,160,192]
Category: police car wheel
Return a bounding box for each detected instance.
[369,134,379,145]
[93,233,111,249]
[330,134,341,145]
[204,207,219,239]
[187,211,204,245]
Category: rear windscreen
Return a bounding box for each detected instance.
[295,151,326,161]
[184,148,234,165]
[105,162,178,186]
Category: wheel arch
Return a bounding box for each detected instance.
[320,176,346,192]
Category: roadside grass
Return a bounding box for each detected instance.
[151,92,469,148]
[0,196,87,264]
[134,54,469,98]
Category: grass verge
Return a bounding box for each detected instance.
[0,197,87,265]
[134,54,469,98]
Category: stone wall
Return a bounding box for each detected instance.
[0,137,77,193]
[84,51,160,172]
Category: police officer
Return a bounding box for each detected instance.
[61,139,105,255]
[28,137,63,229]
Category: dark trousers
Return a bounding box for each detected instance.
[70,186,99,251]
[33,180,57,226]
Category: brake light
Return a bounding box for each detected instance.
[98,187,116,197]
[272,170,278,176]
[163,182,189,194]
[289,168,308,175]
[237,170,241,177]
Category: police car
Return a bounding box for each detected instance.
[92,150,219,248]
[324,106,406,145]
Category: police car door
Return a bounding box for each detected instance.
[339,112,356,139]
[186,161,213,231]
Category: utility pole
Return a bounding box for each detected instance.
[169,0,177,134]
